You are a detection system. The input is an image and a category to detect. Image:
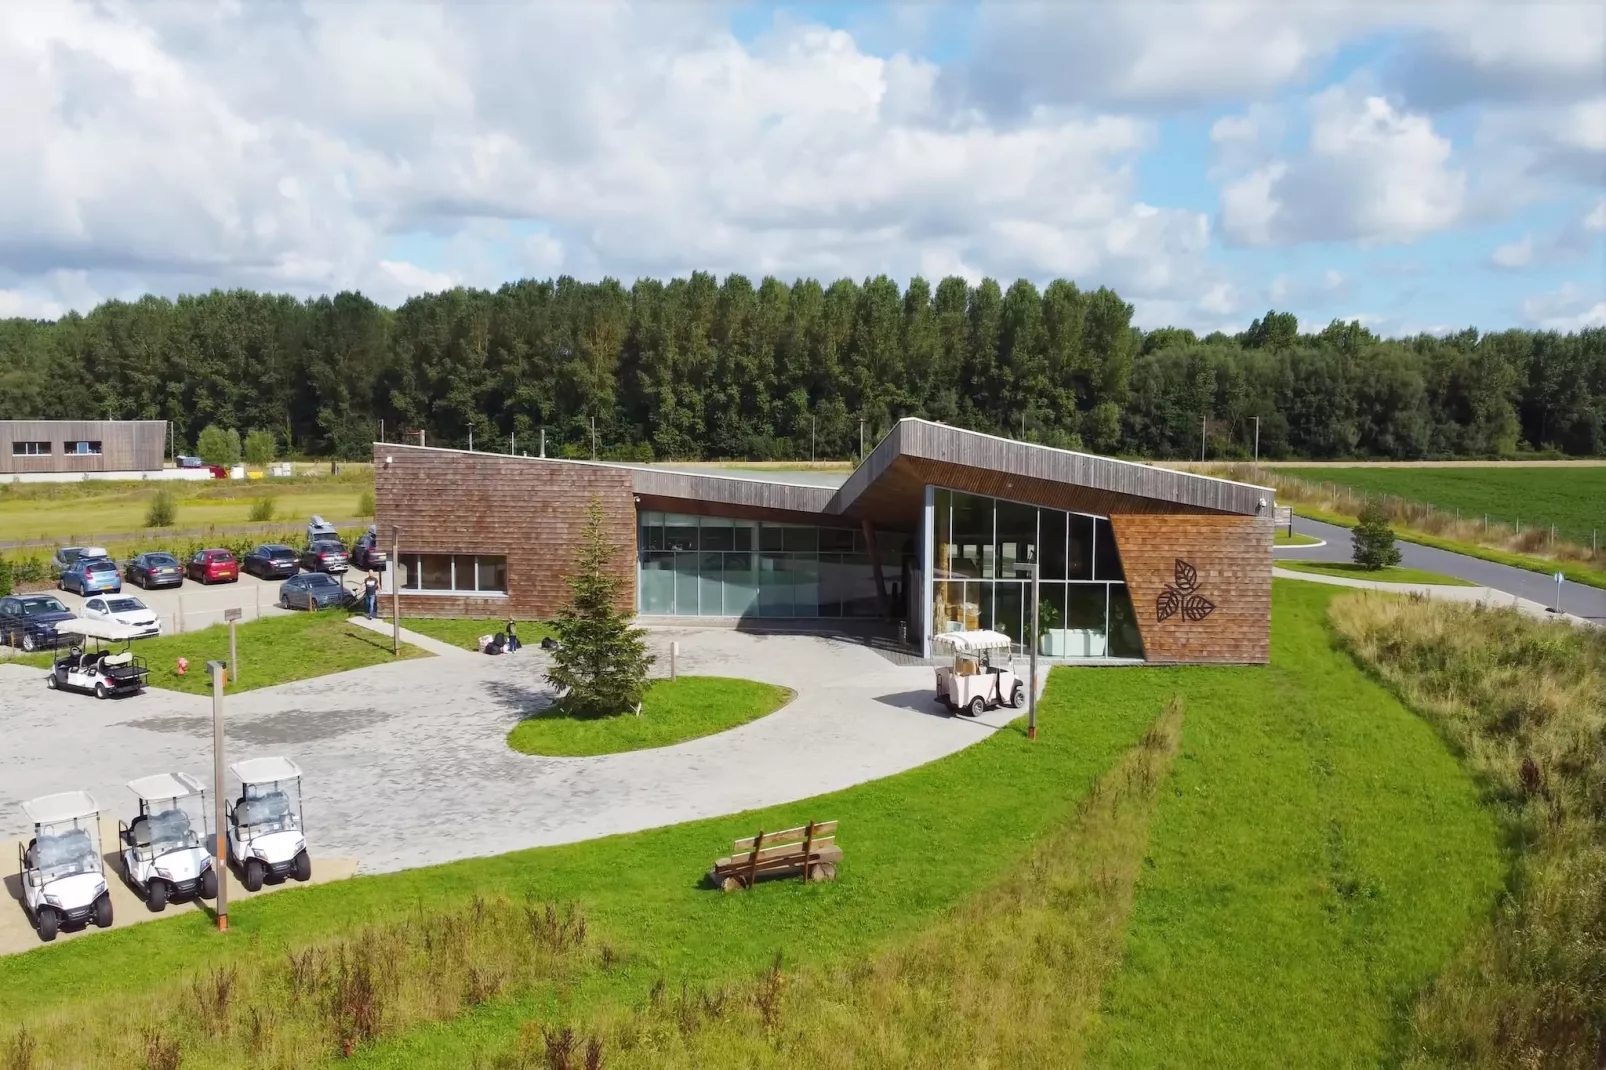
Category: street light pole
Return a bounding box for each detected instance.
[1253,416,1261,466]
[1029,561,1039,740]
[208,659,229,932]
[391,525,401,656]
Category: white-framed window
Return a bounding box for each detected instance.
[62,441,103,456]
[398,553,508,594]
[10,441,50,456]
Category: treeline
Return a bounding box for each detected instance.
[1,275,1603,461]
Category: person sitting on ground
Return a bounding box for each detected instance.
[505,620,521,652]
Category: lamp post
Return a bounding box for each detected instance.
[207,659,229,932]
[391,525,402,656]
[1016,559,1040,741]
[1253,416,1261,467]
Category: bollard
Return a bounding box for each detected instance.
[670,641,679,681]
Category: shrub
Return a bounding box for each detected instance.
[1351,499,1401,570]
[357,490,375,518]
[0,557,12,599]
[243,429,277,468]
[145,488,178,529]
[249,497,276,523]
[196,424,242,468]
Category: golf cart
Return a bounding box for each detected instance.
[225,756,311,891]
[933,630,1027,717]
[18,791,114,942]
[119,772,219,911]
[46,616,149,699]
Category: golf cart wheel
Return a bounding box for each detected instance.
[94,892,113,928]
[1011,683,1026,708]
[95,682,108,700]
[292,849,312,882]
[967,696,986,718]
[46,672,57,690]
[36,906,58,942]
[243,858,265,892]
[201,868,218,901]
[147,878,168,912]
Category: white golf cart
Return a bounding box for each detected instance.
[225,756,312,891]
[18,791,114,942]
[119,772,219,911]
[933,630,1027,717]
[46,616,149,699]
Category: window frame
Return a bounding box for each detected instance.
[10,441,51,456]
[398,552,510,596]
[61,441,103,456]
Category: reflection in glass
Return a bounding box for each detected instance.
[1094,518,1125,581]
[1108,584,1144,658]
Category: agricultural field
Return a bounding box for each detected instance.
[1278,466,1606,546]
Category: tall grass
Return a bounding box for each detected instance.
[508,699,1184,1069]
[1330,593,1606,1067]
[249,495,277,522]
[1214,463,1606,569]
[6,896,593,1069]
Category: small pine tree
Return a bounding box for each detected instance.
[545,496,655,716]
[1352,499,1402,570]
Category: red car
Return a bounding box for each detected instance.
[186,549,239,584]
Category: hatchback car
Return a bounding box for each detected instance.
[243,544,300,580]
[61,557,123,596]
[186,549,239,585]
[278,572,353,611]
[299,539,349,575]
[126,552,185,589]
[82,595,162,639]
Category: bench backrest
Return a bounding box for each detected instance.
[726,821,838,871]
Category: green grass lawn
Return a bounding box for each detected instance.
[506,675,794,756]
[401,617,556,650]
[1274,530,1322,546]
[1280,466,1606,545]
[13,610,428,694]
[1276,560,1477,585]
[0,583,1503,1069]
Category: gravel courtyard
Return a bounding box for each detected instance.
[0,630,1024,874]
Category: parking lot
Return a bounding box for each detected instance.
[31,569,367,635]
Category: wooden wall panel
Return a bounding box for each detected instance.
[1110,513,1273,665]
[374,445,636,620]
[0,420,166,474]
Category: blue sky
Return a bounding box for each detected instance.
[1,1,1602,335]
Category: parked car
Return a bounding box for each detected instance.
[126,552,185,590]
[350,526,388,572]
[186,549,239,585]
[0,594,77,652]
[82,594,162,638]
[278,572,354,611]
[60,556,123,596]
[50,546,110,579]
[299,538,349,575]
[243,544,300,580]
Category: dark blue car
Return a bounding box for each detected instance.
[0,594,77,652]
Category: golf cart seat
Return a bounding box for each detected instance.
[128,816,152,848]
[101,651,133,668]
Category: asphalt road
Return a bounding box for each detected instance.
[1284,517,1606,623]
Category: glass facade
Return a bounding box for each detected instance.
[930,488,1143,660]
[637,512,898,618]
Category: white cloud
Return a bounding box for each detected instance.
[1490,234,1534,268]
[378,260,456,298]
[1586,198,1606,232]
[1519,282,1606,330]
[1218,86,1466,246]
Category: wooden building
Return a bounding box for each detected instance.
[0,420,167,476]
[375,419,1275,664]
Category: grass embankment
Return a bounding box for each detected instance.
[1277,560,1476,586]
[1332,593,1606,1067]
[0,584,1502,1068]
[507,676,794,757]
[1274,530,1321,546]
[401,618,556,651]
[14,611,427,694]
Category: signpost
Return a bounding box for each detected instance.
[224,608,242,685]
[207,659,229,932]
[1552,572,1564,614]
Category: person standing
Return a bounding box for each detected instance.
[363,570,379,620]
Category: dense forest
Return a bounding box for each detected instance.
[1,273,1603,461]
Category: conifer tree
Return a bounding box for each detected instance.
[1352,499,1403,570]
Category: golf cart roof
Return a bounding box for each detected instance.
[932,630,1015,653]
[127,772,206,803]
[22,790,99,826]
[53,616,144,642]
[231,756,303,786]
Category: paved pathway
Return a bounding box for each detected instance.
[346,615,473,657]
[1285,516,1606,623]
[0,631,1030,876]
[1271,567,1596,627]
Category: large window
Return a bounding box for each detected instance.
[63,441,103,456]
[10,441,50,456]
[637,513,900,618]
[398,553,508,594]
[931,488,1143,661]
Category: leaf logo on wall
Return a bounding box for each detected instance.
[1156,558,1216,624]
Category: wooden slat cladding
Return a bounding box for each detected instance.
[1110,513,1273,665]
[0,420,166,474]
[374,445,635,620]
[635,494,862,530]
[629,468,835,515]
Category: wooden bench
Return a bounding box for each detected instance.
[710,820,840,892]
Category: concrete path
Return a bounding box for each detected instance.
[1271,566,1596,628]
[1290,516,1606,623]
[345,615,473,657]
[0,631,1030,879]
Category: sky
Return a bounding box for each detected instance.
[0,1,1601,336]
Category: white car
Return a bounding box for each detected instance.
[18,791,114,942]
[120,773,219,911]
[226,756,312,891]
[81,594,162,639]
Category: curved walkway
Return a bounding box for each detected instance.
[0,631,1030,875]
[1285,516,1606,623]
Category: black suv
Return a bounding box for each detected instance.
[244,544,301,579]
[0,594,77,652]
[350,528,388,572]
[299,538,350,575]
